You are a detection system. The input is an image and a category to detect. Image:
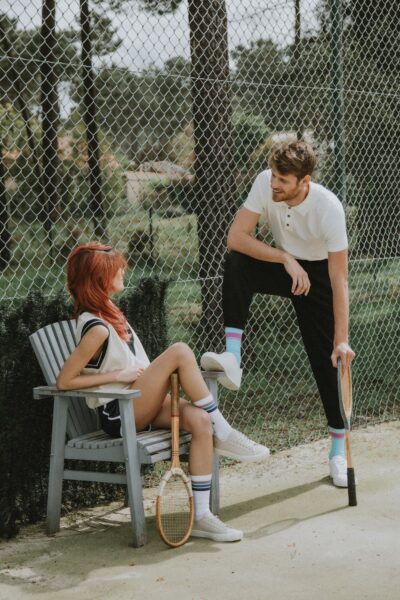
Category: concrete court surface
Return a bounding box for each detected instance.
[0,421,399,600]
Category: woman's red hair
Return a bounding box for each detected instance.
[67,242,129,340]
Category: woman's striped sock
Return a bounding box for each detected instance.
[194,394,232,441]
[191,474,212,520]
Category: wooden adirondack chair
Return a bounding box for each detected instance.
[30,320,220,547]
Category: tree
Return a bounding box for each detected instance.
[96,0,236,345]
[317,0,400,256]
[40,0,61,256]
[0,12,79,263]
[81,57,191,162]
[188,0,236,348]
[0,15,42,198]
[0,142,10,271]
[80,0,107,239]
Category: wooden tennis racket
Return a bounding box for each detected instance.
[337,358,357,506]
[156,372,194,547]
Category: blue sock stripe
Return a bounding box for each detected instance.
[328,427,346,459]
[201,401,218,413]
[191,482,212,491]
[225,327,243,366]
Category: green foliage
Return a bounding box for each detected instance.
[0,13,78,106]
[98,0,184,15]
[233,110,269,171]
[83,11,122,56]
[73,57,191,162]
[0,278,167,538]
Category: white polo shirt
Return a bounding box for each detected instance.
[243,169,348,261]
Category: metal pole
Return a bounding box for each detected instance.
[294,0,302,140]
[330,0,346,205]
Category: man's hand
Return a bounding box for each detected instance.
[331,342,355,368]
[283,256,311,296]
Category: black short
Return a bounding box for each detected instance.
[98,399,122,438]
[97,399,152,438]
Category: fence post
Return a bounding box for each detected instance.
[330,0,346,206]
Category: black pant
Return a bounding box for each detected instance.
[222,251,343,428]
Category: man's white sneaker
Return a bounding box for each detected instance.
[200,351,242,391]
[329,455,358,487]
[214,429,270,462]
[191,512,243,542]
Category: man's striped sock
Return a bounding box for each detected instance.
[225,327,243,366]
[329,426,346,459]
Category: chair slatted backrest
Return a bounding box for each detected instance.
[29,320,99,439]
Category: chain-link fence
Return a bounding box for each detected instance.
[1,0,399,449]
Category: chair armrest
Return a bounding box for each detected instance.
[201,371,223,379]
[33,385,141,402]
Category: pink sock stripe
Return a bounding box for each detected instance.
[225,332,242,339]
[330,432,345,439]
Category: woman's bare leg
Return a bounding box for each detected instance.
[130,342,210,430]
[151,397,214,475]
[126,343,214,475]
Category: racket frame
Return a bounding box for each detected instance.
[337,358,357,507]
[156,372,194,547]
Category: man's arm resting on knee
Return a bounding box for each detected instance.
[328,249,355,367]
[227,208,311,296]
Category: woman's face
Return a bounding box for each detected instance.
[109,267,125,294]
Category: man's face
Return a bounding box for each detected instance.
[270,167,307,203]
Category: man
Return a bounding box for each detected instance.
[201,140,355,487]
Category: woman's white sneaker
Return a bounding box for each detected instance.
[191,512,243,542]
[214,429,270,462]
[200,351,242,391]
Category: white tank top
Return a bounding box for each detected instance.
[76,311,150,409]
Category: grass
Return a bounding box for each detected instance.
[1,196,399,451]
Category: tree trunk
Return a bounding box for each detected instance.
[40,0,60,257]
[80,0,106,239]
[294,0,302,140]
[0,145,11,271]
[188,0,236,350]
[0,25,42,196]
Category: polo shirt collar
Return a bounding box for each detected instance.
[284,183,315,215]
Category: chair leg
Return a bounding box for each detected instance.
[211,453,220,515]
[119,400,147,547]
[203,375,221,515]
[47,396,68,534]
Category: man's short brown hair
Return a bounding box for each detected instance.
[269,140,316,180]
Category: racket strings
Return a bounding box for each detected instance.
[158,473,192,545]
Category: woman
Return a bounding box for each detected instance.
[57,242,269,542]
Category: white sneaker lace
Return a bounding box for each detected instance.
[232,430,260,450]
[205,513,231,532]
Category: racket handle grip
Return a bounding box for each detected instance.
[347,468,357,506]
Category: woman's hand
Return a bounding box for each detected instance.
[118,366,146,384]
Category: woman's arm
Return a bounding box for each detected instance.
[56,325,140,390]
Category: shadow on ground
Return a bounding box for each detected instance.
[0,477,340,593]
